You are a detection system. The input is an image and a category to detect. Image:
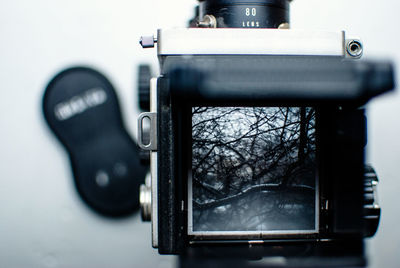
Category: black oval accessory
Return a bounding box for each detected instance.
[43,67,147,217]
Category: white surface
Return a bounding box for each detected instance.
[158,28,345,56]
[0,1,399,268]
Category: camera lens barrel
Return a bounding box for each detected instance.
[198,0,290,28]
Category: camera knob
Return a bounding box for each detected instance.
[140,184,152,222]
[363,165,381,237]
[137,65,152,165]
[138,65,152,111]
[139,35,157,48]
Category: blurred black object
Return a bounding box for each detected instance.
[43,67,147,217]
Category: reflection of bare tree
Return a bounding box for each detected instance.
[191,107,316,232]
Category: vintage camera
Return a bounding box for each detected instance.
[137,0,395,265]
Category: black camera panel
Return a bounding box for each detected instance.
[163,56,394,105]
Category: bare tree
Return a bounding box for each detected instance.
[191,107,316,232]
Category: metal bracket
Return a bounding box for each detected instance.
[138,112,157,151]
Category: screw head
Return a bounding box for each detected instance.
[347,40,363,58]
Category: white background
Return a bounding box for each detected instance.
[0,0,399,267]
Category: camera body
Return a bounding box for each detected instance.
[137,1,394,265]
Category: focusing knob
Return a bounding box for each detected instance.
[137,65,152,165]
[363,165,381,237]
[138,64,152,111]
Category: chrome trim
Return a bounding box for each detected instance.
[150,78,159,248]
[158,28,346,57]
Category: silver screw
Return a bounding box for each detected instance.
[197,15,217,28]
[346,39,363,58]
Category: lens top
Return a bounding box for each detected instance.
[200,0,290,9]
[199,0,290,28]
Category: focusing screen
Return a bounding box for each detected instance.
[189,107,317,235]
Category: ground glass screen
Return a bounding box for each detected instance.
[190,107,317,234]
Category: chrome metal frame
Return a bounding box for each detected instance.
[158,28,348,57]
